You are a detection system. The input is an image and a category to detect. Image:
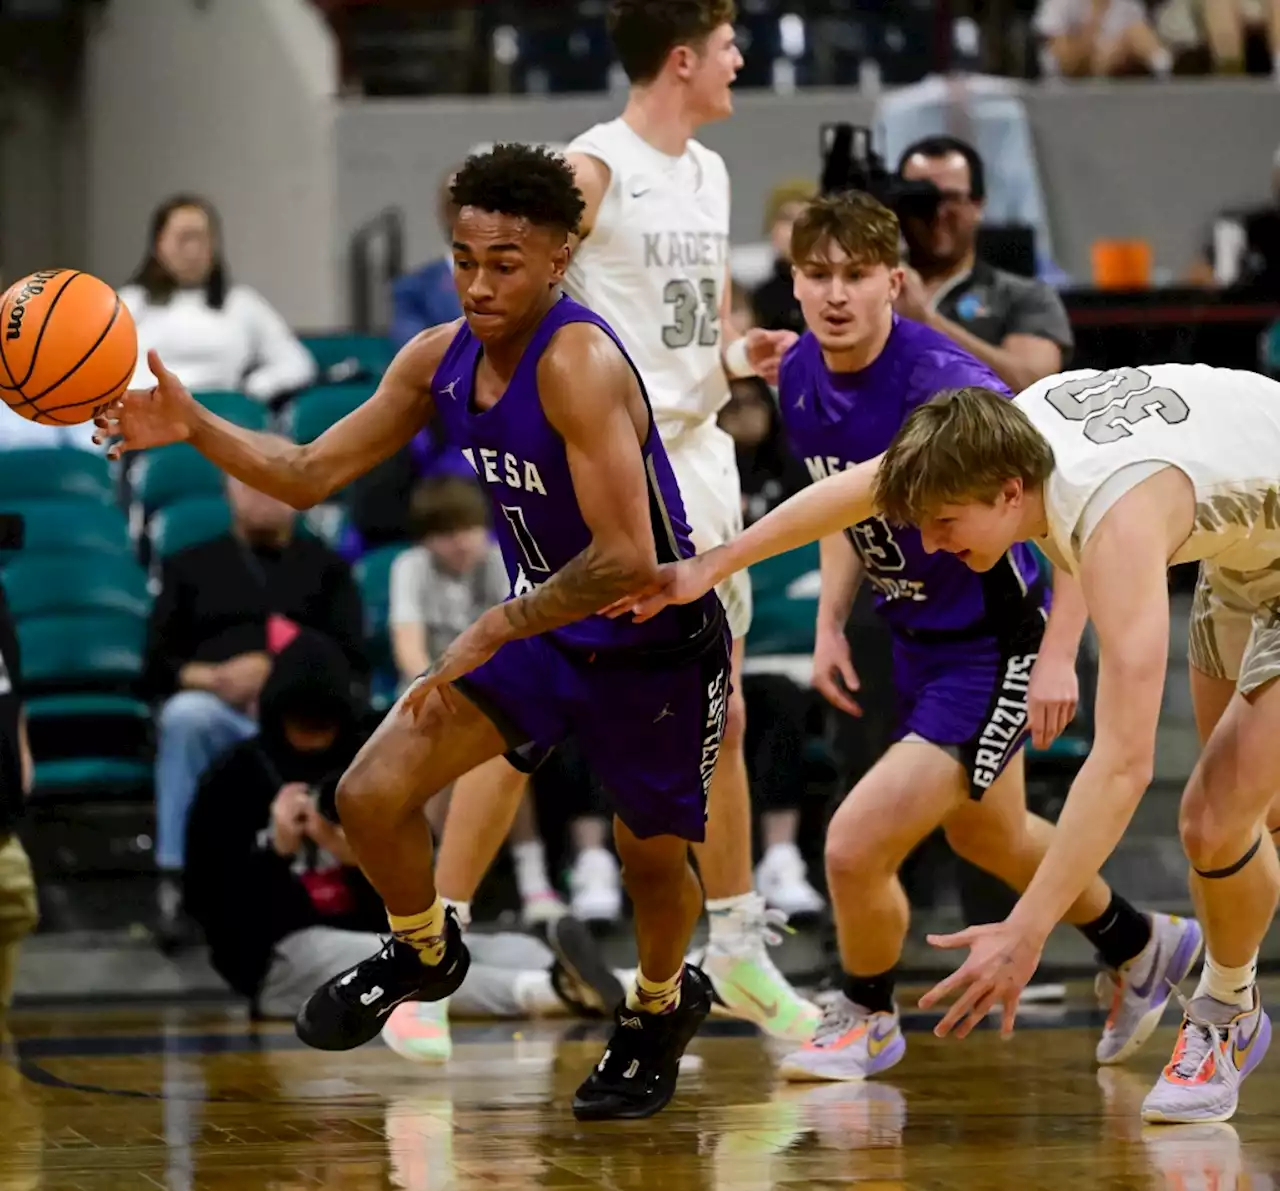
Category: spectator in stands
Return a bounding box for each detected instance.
[894,136,1075,393]
[390,168,464,351]
[1158,0,1280,76]
[1034,0,1173,76]
[718,384,826,917]
[122,195,317,404]
[184,631,612,1026]
[750,179,815,336]
[390,476,564,924]
[0,576,36,1027]
[145,447,365,950]
[1187,143,1280,288]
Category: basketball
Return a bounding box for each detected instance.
[0,269,137,426]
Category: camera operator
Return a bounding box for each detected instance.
[893,136,1074,394]
[0,571,36,1030]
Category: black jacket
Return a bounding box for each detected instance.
[183,630,382,999]
[144,532,367,698]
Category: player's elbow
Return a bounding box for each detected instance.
[284,447,335,510]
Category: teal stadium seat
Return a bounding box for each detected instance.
[354,543,407,706]
[149,497,232,559]
[0,448,112,504]
[18,612,146,693]
[3,554,150,621]
[192,390,270,431]
[130,444,225,512]
[286,382,377,443]
[745,543,821,657]
[2,499,130,560]
[32,756,151,801]
[301,334,394,380]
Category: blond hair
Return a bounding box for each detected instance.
[875,387,1055,524]
[790,191,900,270]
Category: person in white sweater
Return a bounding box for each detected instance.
[121,195,317,403]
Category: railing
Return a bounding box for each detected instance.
[347,207,404,334]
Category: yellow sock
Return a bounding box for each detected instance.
[388,898,447,967]
[627,965,683,1015]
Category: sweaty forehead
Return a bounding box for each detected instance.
[453,208,557,251]
[797,240,881,271]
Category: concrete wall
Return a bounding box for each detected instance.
[337,81,1280,301]
[82,0,340,327]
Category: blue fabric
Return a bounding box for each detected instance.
[390,259,462,351]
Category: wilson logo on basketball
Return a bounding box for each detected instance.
[3,269,60,342]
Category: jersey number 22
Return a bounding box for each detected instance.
[1045,366,1189,444]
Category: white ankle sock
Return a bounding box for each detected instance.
[706,891,759,946]
[511,840,552,899]
[440,897,471,932]
[1193,951,1257,1010]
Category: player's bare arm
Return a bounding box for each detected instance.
[1026,565,1087,748]
[813,532,866,717]
[97,326,457,507]
[565,153,612,245]
[919,471,1192,1039]
[620,454,882,621]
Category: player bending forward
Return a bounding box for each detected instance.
[97,145,730,1123]
[620,363,1280,1124]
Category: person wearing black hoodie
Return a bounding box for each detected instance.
[183,630,622,1027]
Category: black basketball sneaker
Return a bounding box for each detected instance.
[572,963,712,1121]
[295,908,470,1051]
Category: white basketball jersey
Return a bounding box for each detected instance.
[1015,364,1280,573]
[564,118,732,432]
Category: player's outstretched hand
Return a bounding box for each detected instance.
[401,615,503,722]
[813,625,862,718]
[744,327,798,385]
[602,552,721,623]
[918,919,1045,1041]
[93,349,200,460]
[1026,651,1079,750]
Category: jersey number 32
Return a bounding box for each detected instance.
[1044,366,1189,444]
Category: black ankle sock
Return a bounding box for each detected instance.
[841,970,896,1015]
[1077,892,1152,970]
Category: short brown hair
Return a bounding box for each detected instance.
[875,387,1056,525]
[790,191,901,270]
[608,0,737,83]
[408,476,490,539]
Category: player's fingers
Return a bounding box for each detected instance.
[630,595,670,623]
[838,659,861,692]
[917,963,972,1010]
[925,927,979,952]
[600,596,636,618]
[1000,993,1020,1039]
[148,349,175,383]
[438,682,459,716]
[934,976,991,1038]
[1027,699,1049,750]
[815,674,862,718]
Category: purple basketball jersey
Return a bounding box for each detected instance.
[430,293,718,653]
[777,316,1043,637]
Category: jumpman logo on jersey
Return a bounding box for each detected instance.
[439,378,460,401]
[653,703,675,724]
[795,390,807,410]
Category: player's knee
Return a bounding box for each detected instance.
[615,828,687,885]
[1179,793,1252,871]
[824,815,890,885]
[720,685,746,752]
[944,813,1017,872]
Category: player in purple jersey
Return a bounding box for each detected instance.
[618,191,1200,1082]
[94,145,730,1123]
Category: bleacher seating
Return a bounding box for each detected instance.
[192,390,271,431]
[148,497,232,561]
[284,381,378,443]
[130,444,226,515]
[354,541,407,709]
[3,554,150,621]
[4,499,131,560]
[301,334,394,382]
[0,448,113,504]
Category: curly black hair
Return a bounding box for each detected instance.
[450,144,586,236]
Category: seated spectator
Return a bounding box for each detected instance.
[145,451,366,950]
[184,632,619,1038]
[122,195,317,404]
[1035,0,1173,76]
[390,168,464,351]
[750,179,814,335]
[390,476,565,925]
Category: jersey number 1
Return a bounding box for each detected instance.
[662,278,720,349]
[1045,366,1189,444]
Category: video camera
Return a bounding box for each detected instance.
[819,123,943,224]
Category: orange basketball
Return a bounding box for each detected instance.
[0,269,138,426]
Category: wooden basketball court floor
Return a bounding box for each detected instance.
[3,981,1280,1190]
